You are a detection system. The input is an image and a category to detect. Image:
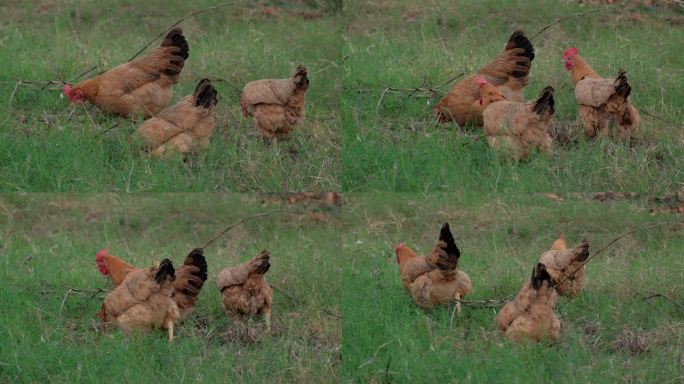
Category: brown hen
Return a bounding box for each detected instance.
[65,28,189,118]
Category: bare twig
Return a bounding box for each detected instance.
[638,108,684,128]
[434,72,465,89]
[58,288,74,320]
[96,123,121,137]
[384,356,392,384]
[8,81,23,115]
[450,294,516,309]
[320,307,342,319]
[127,1,236,62]
[271,283,300,304]
[271,283,340,318]
[557,221,683,286]
[530,8,601,40]
[641,292,684,311]
[356,72,464,103]
[68,65,99,83]
[200,209,288,249]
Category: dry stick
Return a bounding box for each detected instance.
[529,8,601,40]
[68,65,99,83]
[638,107,683,128]
[200,209,289,249]
[641,292,684,311]
[270,283,344,320]
[271,284,300,304]
[555,221,683,287]
[127,1,236,62]
[96,123,121,137]
[450,293,516,310]
[8,81,23,115]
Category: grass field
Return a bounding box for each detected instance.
[1,1,342,192]
[1,0,683,383]
[0,194,341,383]
[341,193,683,382]
[341,0,684,192]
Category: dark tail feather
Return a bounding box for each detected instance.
[614,69,631,99]
[183,248,208,282]
[155,259,175,284]
[531,263,553,290]
[436,223,461,270]
[194,79,219,109]
[506,30,535,62]
[293,65,309,90]
[575,239,590,262]
[254,250,271,275]
[533,86,555,115]
[161,28,189,60]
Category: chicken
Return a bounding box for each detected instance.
[395,242,431,290]
[434,30,535,126]
[562,47,640,139]
[479,76,555,160]
[99,259,180,341]
[95,248,208,320]
[216,250,273,330]
[64,28,189,118]
[240,65,309,139]
[395,223,472,312]
[133,79,218,157]
[539,238,590,297]
[550,232,567,251]
[496,263,561,342]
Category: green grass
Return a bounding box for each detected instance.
[1,1,342,192]
[341,193,683,383]
[341,0,684,192]
[0,194,341,383]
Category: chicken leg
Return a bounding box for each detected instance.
[166,319,174,342]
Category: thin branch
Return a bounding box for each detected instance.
[356,72,464,106]
[434,72,465,89]
[127,1,236,62]
[68,65,99,83]
[8,81,23,115]
[641,292,684,311]
[96,123,121,137]
[556,221,683,286]
[530,8,601,40]
[200,209,288,249]
[638,107,684,128]
[450,294,516,309]
[270,283,300,304]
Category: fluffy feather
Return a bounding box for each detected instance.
[539,239,590,297]
[216,250,273,330]
[564,48,640,139]
[99,259,180,341]
[496,263,561,342]
[65,28,189,117]
[481,82,555,160]
[133,79,218,156]
[240,66,309,139]
[434,30,535,125]
[396,223,472,310]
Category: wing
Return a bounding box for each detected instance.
[574,77,619,107]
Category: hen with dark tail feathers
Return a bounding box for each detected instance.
[434,30,535,126]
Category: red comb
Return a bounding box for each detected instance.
[394,242,405,253]
[476,76,487,86]
[96,249,108,259]
[563,47,578,58]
